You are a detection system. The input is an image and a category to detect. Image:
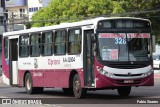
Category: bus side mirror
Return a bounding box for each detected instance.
[152,35,156,53]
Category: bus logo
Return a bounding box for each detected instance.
[34,58,38,68]
[128,72,131,76]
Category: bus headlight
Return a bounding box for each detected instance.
[98,68,114,78]
[142,69,154,77]
[99,68,103,74]
[104,71,114,78]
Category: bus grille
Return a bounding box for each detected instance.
[114,73,143,77]
[108,64,147,69]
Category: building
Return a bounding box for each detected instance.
[0,0,42,74]
[28,0,42,21]
[5,0,42,31]
[5,0,28,31]
[0,0,5,35]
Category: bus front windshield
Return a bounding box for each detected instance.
[98,33,151,61]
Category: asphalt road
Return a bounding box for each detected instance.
[0,71,160,107]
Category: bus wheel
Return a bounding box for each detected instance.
[117,86,131,97]
[25,73,36,94]
[62,88,73,95]
[73,74,86,99]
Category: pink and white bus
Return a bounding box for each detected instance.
[2,17,155,98]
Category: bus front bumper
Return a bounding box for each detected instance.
[95,73,154,88]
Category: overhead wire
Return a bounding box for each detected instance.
[3,9,160,25]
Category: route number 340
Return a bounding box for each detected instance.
[115,38,126,44]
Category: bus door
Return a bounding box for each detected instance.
[9,36,18,86]
[83,28,95,87]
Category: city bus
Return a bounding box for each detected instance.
[2,17,155,98]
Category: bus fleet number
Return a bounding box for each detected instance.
[63,57,75,62]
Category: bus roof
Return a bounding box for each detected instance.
[3,17,150,37]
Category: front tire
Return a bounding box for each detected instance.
[117,86,131,97]
[25,73,43,94]
[73,74,86,99]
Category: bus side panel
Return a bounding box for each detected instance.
[18,69,72,88]
[18,69,85,88]
[18,70,25,87]
[78,70,85,88]
[2,38,10,85]
[43,69,70,87]
[43,69,84,88]
[18,69,45,87]
[18,70,45,87]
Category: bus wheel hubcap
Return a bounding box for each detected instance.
[26,78,31,90]
[75,80,80,93]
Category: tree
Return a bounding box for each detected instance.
[31,8,46,27]
[31,0,124,27]
[118,0,160,36]
[31,0,160,37]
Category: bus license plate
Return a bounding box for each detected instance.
[124,80,134,83]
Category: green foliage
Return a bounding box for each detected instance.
[31,0,160,36]
[31,8,46,27]
[31,0,126,26]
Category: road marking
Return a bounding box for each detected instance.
[0,96,8,98]
[44,104,62,107]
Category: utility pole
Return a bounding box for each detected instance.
[11,12,14,31]
[2,0,7,32]
[4,10,8,32]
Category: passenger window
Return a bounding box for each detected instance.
[19,35,29,57]
[54,30,66,55]
[30,33,41,57]
[42,32,53,56]
[68,29,81,54]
